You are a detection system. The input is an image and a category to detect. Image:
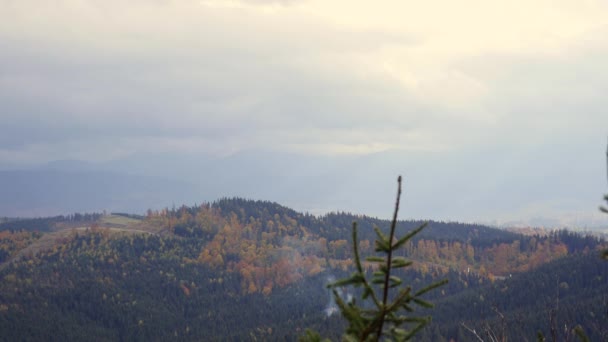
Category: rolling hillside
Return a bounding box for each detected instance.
[0,200,606,341]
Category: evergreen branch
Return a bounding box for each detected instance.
[413,279,449,297]
[402,319,431,340]
[392,222,427,250]
[351,222,381,307]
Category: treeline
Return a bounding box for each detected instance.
[111,212,145,220]
[0,212,103,232]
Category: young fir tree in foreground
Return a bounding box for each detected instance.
[303,176,447,341]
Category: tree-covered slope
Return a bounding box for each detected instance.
[0,199,605,341]
[423,253,608,341]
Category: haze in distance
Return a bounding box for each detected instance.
[1,0,608,229]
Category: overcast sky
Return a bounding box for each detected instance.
[1,1,608,226]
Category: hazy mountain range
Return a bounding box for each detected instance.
[1,148,606,229]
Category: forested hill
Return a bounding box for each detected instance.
[213,197,521,243]
[0,199,606,340]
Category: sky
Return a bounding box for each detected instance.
[1,0,608,227]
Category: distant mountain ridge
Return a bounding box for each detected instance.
[1,147,607,228]
[0,169,203,217]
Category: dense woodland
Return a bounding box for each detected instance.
[0,199,606,341]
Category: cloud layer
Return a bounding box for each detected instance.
[1,1,607,224]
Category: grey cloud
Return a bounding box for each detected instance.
[1,1,607,226]
[0,2,423,159]
[458,31,608,127]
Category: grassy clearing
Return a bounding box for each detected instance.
[100,215,141,227]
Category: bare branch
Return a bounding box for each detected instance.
[461,322,485,342]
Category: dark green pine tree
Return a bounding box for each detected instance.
[302,176,447,341]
